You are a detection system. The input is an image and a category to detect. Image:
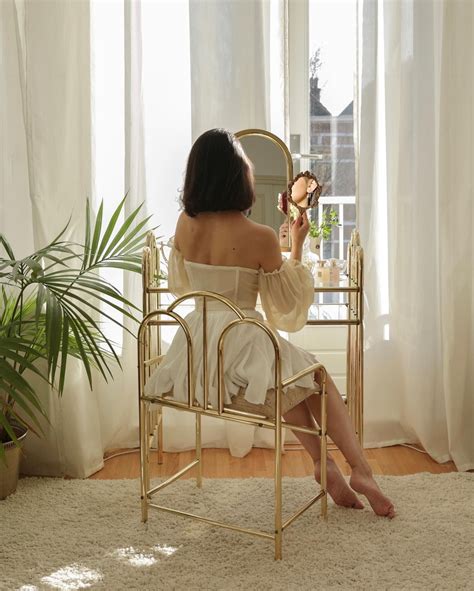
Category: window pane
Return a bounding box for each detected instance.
[343,203,356,256]
[308,0,356,266]
[309,0,356,200]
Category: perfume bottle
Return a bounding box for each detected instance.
[329,258,340,283]
[315,260,329,285]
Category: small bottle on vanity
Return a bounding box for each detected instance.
[329,258,340,283]
[315,260,329,285]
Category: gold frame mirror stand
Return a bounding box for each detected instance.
[235,128,293,252]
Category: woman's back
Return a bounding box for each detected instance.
[174,210,282,273]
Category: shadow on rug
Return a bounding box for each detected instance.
[1,473,472,590]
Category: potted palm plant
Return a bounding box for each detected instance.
[0,196,151,498]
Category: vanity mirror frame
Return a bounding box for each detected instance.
[235,128,293,252]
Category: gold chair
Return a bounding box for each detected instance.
[138,285,329,560]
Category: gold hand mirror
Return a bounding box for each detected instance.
[288,171,322,214]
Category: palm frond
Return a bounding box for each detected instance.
[0,234,15,260]
[0,194,153,457]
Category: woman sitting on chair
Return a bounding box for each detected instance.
[145,128,395,518]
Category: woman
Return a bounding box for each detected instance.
[146,128,395,518]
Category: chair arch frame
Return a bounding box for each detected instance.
[138,289,328,560]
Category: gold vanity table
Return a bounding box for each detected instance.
[232,128,364,446]
[306,230,364,446]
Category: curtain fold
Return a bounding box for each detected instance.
[190,0,286,140]
[6,0,469,476]
[159,0,288,458]
[4,0,105,477]
[358,0,473,471]
[93,0,194,462]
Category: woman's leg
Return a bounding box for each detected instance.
[283,401,364,509]
[304,373,396,518]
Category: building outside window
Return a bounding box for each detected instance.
[289,0,356,306]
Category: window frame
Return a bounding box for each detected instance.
[287,0,357,264]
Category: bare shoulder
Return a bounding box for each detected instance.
[174,211,188,248]
[244,218,273,237]
[247,221,282,272]
[176,211,188,230]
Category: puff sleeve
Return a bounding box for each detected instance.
[168,242,191,297]
[258,259,314,332]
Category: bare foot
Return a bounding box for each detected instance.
[315,458,364,510]
[349,466,396,518]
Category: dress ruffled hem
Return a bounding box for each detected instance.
[144,308,318,408]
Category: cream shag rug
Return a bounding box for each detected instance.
[1,473,473,591]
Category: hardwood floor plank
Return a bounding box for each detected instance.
[90,444,457,480]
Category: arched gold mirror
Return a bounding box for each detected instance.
[235,129,293,251]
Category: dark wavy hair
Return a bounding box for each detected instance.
[181,128,255,217]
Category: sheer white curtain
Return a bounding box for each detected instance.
[1,0,106,477]
[0,0,192,477]
[1,0,286,475]
[358,0,473,471]
[190,0,286,140]
[161,0,288,458]
[92,0,192,460]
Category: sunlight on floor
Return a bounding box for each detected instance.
[112,547,157,567]
[17,545,179,589]
[40,565,102,590]
[152,544,178,557]
[112,544,178,567]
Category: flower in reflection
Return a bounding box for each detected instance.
[40,565,102,590]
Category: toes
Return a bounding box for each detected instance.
[387,506,396,518]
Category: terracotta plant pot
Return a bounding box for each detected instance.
[1,427,28,500]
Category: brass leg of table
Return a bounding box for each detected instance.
[274,404,283,560]
[140,398,149,522]
[320,377,328,519]
[357,321,364,446]
[156,405,164,464]
[195,413,202,488]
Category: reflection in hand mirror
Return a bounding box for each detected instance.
[288,171,322,213]
[238,135,288,238]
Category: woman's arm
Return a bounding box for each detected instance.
[258,211,309,271]
[258,226,284,272]
[289,211,310,261]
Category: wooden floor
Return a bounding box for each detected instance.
[90,444,457,480]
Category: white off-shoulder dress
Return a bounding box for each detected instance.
[144,245,320,418]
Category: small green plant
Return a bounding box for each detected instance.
[309,208,339,240]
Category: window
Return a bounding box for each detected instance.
[289,0,357,263]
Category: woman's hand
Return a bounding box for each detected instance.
[290,211,309,261]
[291,210,310,245]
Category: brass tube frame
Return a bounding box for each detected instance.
[138,290,328,560]
[235,128,293,253]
